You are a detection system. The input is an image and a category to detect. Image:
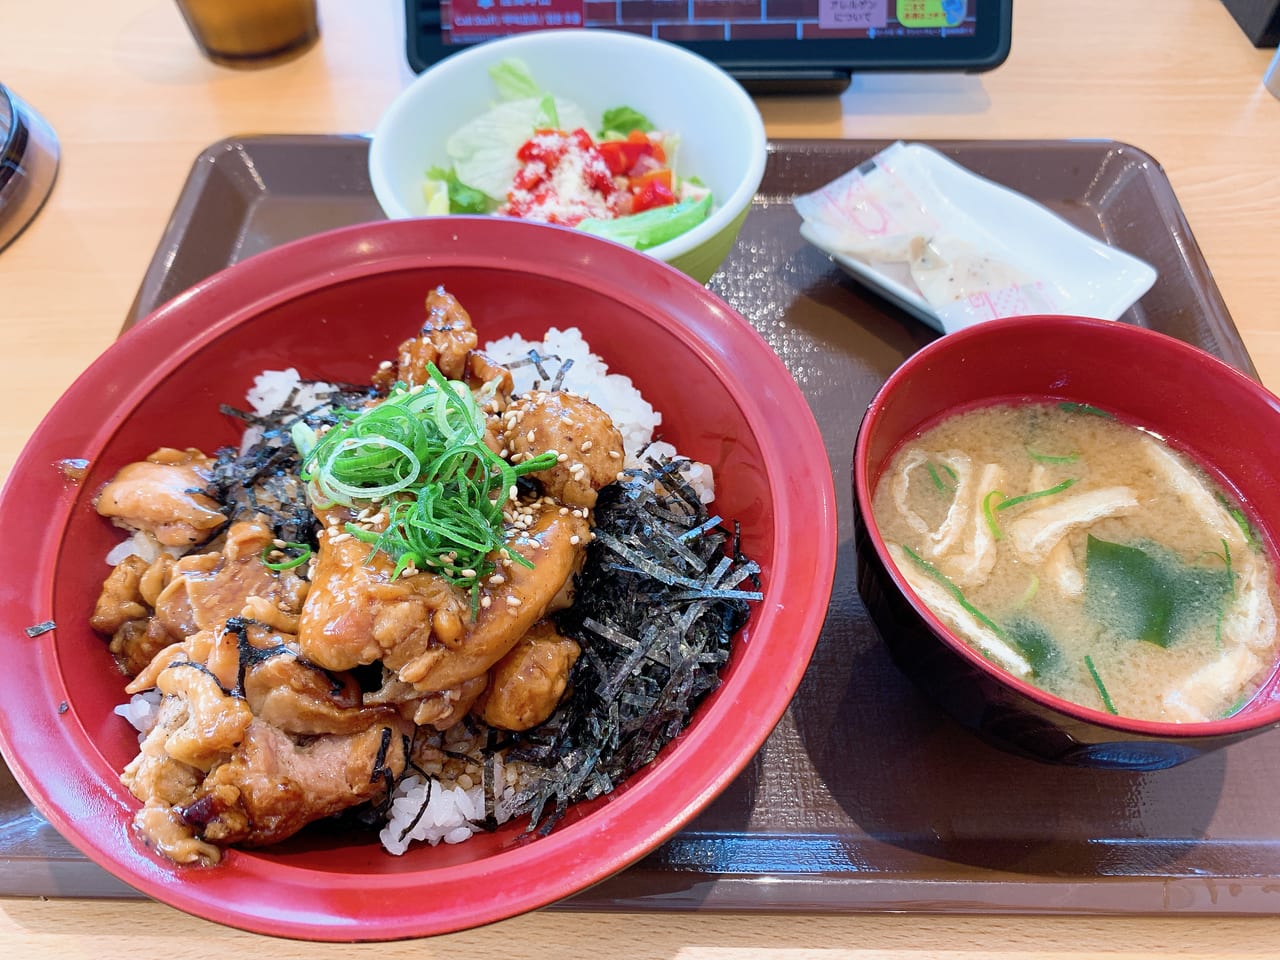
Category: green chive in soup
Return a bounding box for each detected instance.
[870,401,1279,723]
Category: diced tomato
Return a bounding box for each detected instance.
[597,139,649,176]
[628,168,673,192]
[630,129,666,164]
[630,176,677,213]
[516,130,563,165]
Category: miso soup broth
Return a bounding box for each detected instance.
[870,400,1280,723]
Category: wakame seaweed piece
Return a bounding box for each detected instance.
[1084,535,1232,648]
[1004,618,1061,677]
[504,462,757,833]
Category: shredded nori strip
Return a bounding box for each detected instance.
[503,458,761,833]
[206,381,374,550]
[24,620,55,638]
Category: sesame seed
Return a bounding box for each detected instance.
[272,538,287,548]
[526,430,536,443]
[378,360,392,370]
[581,440,593,451]
[609,450,621,459]
[506,595,522,607]
[480,596,492,609]
[557,453,568,462]
[461,568,477,578]
[569,535,581,545]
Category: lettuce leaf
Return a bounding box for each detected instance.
[577,192,713,250]
[446,96,589,200]
[599,105,654,139]
[489,58,541,100]
[425,166,492,214]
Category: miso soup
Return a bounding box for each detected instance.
[870,400,1280,722]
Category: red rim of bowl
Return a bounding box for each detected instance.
[0,217,837,941]
[854,314,1280,741]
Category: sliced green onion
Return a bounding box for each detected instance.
[301,363,558,600]
[1223,538,1235,598]
[926,461,958,492]
[995,478,1076,512]
[901,544,1006,639]
[291,421,318,457]
[261,542,312,571]
[1084,654,1118,715]
[1016,574,1040,607]
[1027,447,1079,464]
[1221,693,1249,718]
[1058,402,1114,419]
[982,490,1006,540]
[1216,492,1258,548]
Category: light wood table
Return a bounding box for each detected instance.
[2,0,1280,956]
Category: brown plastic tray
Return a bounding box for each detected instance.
[5,135,1276,914]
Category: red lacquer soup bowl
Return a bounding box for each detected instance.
[853,314,1280,770]
[0,217,837,941]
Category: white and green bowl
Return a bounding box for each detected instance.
[368,29,767,284]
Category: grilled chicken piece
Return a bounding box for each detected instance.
[179,716,411,848]
[298,502,587,699]
[397,507,590,692]
[242,653,404,737]
[296,523,471,674]
[124,618,411,855]
[152,517,306,641]
[93,554,182,676]
[95,448,225,547]
[91,554,151,635]
[110,618,178,678]
[376,288,514,408]
[122,695,204,807]
[502,391,625,507]
[381,286,480,388]
[475,619,580,731]
[154,662,254,770]
[364,671,490,731]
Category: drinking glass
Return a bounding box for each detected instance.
[174,0,320,68]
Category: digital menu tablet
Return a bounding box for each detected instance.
[404,0,1013,92]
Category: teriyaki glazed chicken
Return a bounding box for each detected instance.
[89,288,759,864]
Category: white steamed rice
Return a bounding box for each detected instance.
[380,776,487,853]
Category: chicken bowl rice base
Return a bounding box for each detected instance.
[90,287,761,864]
